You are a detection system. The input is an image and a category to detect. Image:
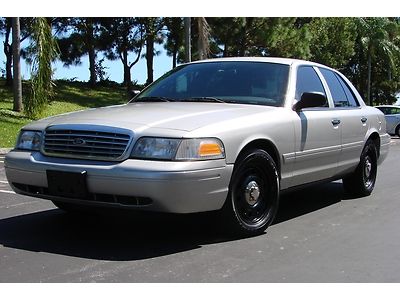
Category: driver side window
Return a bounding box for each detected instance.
[295,66,326,102]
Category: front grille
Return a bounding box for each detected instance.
[43,128,132,161]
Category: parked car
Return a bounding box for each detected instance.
[375,105,400,137]
[5,57,390,236]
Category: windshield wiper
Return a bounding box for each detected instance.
[133,96,174,102]
[186,97,227,103]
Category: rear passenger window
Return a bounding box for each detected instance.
[319,68,348,107]
[336,74,359,107]
[376,107,388,115]
[320,68,359,108]
[295,66,326,101]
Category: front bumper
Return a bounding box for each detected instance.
[378,133,391,165]
[5,150,233,213]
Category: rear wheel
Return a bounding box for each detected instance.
[221,149,280,236]
[342,140,378,197]
[396,125,400,137]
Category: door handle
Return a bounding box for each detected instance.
[361,117,368,123]
[332,119,341,126]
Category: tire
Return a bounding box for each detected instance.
[396,125,400,138]
[342,140,378,197]
[221,149,280,236]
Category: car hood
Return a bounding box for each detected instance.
[24,102,279,133]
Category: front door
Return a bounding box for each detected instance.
[291,66,341,186]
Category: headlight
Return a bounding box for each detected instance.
[131,137,225,161]
[16,131,43,151]
[131,137,181,160]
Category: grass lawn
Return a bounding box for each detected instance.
[0,79,127,148]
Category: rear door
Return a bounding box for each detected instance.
[318,68,367,175]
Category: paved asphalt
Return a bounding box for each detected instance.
[0,138,399,282]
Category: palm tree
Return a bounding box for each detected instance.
[358,18,400,106]
[184,17,211,62]
[184,17,191,63]
[24,17,59,119]
[12,17,23,112]
[197,17,211,60]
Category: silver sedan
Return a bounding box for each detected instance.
[375,105,400,137]
[5,57,390,236]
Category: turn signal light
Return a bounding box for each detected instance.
[199,142,222,157]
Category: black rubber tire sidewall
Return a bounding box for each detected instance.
[222,149,280,236]
[343,140,378,197]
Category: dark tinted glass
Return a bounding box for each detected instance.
[376,107,388,114]
[136,62,290,107]
[392,108,400,114]
[319,68,348,107]
[335,73,359,107]
[295,66,326,100]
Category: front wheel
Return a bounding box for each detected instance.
[221,149,280,236]
[342,140,378,197]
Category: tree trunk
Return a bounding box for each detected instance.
[86,19,97,87]
[184,17,191,63]
[172,46,177,69]
[88,46,96,87]
[12,17,23,112]
[367,52,372,106]
[223,43,228,57]
[145,35,154,85]
[239,18,253,57]
[172,49,178,69]
[197,17,210,60]
[4,18,13,87]
[122,50,132,92]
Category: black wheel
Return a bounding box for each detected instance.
[221,149,280,236]
[396,125,400,138]
[342,140,378,197]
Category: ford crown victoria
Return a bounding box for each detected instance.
[5,57,390,235]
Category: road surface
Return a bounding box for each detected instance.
[0,138,399,282]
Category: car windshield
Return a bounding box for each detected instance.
[132,61,290,107]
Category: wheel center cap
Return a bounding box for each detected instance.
[365,159,372,178]
[245,181,260,205]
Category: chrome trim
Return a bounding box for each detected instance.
[41,124,134,161]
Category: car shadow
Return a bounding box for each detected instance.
[0,181,352,261]
[274,181,348,224]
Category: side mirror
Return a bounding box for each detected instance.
[292,92,327,111]
[129,89,141,100]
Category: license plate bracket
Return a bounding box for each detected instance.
[47,170,88,199]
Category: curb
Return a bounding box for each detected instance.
[0,148,11,155]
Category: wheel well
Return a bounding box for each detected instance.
[368,132,380,158]
[236,139,281,178]
[395,123,400,135]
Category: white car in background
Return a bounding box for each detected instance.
[375,105,400,137]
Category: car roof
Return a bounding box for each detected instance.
[187,57,331,69]
[375,105,400,108]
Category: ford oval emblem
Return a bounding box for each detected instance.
[72,138,86,145]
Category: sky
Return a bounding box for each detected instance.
[1,39,174,85]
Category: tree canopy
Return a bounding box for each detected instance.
[1,17,400,109]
